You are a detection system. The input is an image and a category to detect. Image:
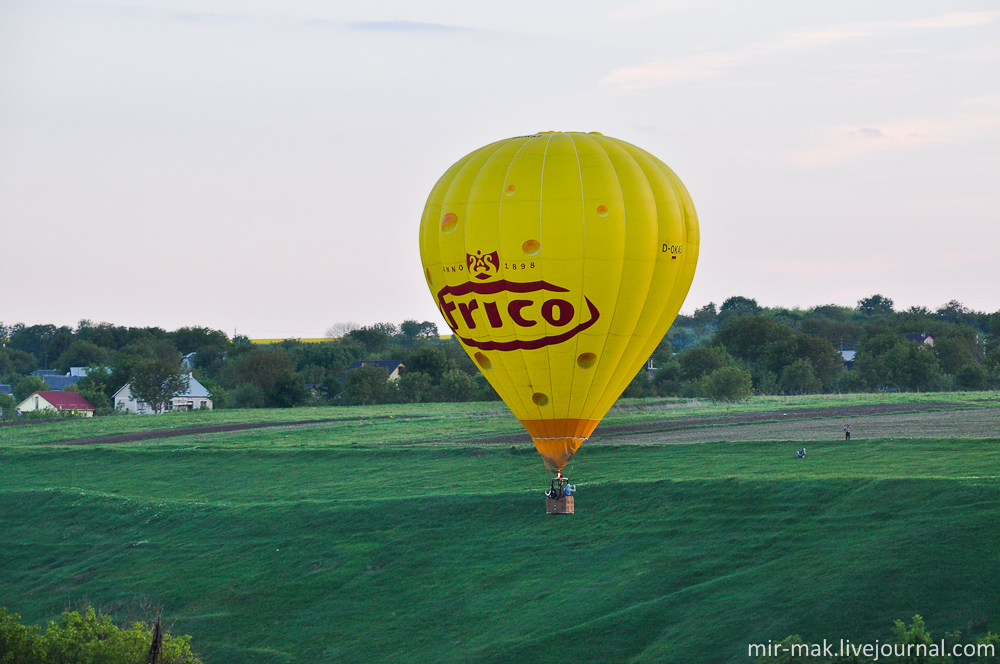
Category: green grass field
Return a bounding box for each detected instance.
[1,394,999,663]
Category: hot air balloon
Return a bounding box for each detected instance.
[419,132,699,491]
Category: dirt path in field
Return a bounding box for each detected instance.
[37,401,995,447]
[598,407,1000,445]
[39,415,431,446]
[447,401,998,446]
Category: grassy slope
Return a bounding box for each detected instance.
[1,396,999,663]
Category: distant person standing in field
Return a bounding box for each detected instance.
[844,424,852,441]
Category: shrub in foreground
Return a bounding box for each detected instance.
[0,606,201,664]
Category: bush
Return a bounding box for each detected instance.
[0,606,201,664]
[954,363,988,391]
[699,366,753,403]
[227,383,266,409]
[778,359,822,395]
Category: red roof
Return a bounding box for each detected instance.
[35,391,95,411]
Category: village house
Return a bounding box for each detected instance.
[899,333,934,346]
[340,360,405,381]
[113,374,214,414]
[16,391,95,417]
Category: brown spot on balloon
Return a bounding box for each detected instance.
[474,352,492,370]
[505,185,516,196]
[577,353,597,369]
[441,212,459,233]
[532,392,549,407]
[596,205,608,217]
[522,240,540,256]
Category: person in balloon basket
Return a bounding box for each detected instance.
[844,424,852,441]
[546,476,576,499]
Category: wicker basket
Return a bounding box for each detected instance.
[546,496,575,515]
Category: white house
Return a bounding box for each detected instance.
[16,391,95,417]
[114,374,213,414]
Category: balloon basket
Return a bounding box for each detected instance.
[546,496,574,515]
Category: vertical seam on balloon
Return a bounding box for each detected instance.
[496,136,540,420]
[584,134,628,416]
[538,132,557,422]
[565,132,587,423]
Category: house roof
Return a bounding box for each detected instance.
[0,384,13,397]
[899,333,933,343]
[30,369,62,376]
[345,360,404,372]
[184,376,211,398]
[42,375,81,391]
[112,374,212,401]
[339,360,404,382]
[33,391,95,411]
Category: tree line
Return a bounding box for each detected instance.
[0,319,498,416]
[1,294,998,416]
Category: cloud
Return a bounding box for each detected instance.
[348,20,473,33]
[603,10,1000,90]
[603,52,741,87]
[789,103,1000,164]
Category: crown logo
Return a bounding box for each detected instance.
[466,250,500,280]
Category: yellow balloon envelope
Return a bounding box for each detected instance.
[419,132,699,473]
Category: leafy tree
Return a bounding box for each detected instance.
[718,296,761,324]
[935,299,975,325]
[0,347,37,376]
[169,326,232,376]
[651,362,683,396]
[648,336,673,369]
[228,383,266,409]
[220,347,307,408]
[339,364,397,405]
[398,371,434,403]
[347,326,392,354]
[436,368,477,402]
[714,316,795,364]
[699,365,753,403]
[692,302,718,326]
[8,324,60,366]
[779,359,823,395]
[0,391,15,419]
[110,340,181,396]
[679,345,732,382]
[883,343,942,392]
[399,320,440,344]
[269,371,309,408]
[933,326,979,375]
[13,375,48,402]
[129,359,189,413]
[56,340,109,374]
[403,346,452,382]
[765,333,843,391]
[0,606,201,664]
[858,294,895,317]
[954,363,987,391]
[69,366,114,414]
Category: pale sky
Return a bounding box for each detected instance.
[2,0,998,338]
